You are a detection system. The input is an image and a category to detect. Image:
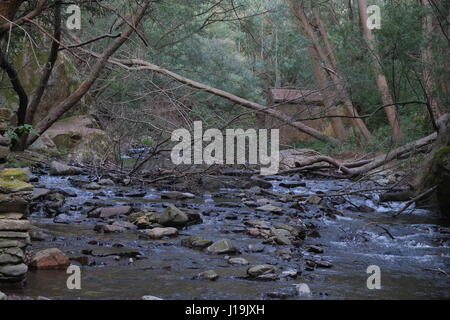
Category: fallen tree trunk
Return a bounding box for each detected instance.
[280,133,436,177]
[83,51,339,145]
[347,132,437,176]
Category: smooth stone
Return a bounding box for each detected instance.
[0,263,28,277]
[159,205,189,227]
[294,283,312,297]
[85,182,101,190]
[161,191,195,200]
[32,188,51,200]
[50,161,82,176]
[256,204,283,214]
[0,219,31,231]
[195,270,219,281]
[228,257,249,265]
[99,206,132,219]
[142,295,163,300]
[206,239,237,254]
[144,227,178,239]
[30,248,70,270]
[247,264,277,277]
[181,236,213,249]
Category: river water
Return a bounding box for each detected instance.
[4,173,450,300]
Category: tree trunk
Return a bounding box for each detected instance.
[420,0,442,127]
[288,0,372,142]
[0,0,24,24]
[27,1,151,147]
[308,44,347,140]
[357,0,404,142]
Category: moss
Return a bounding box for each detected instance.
[0,178,33,193]
[0,168,29,182]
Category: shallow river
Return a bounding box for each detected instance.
[4,174,450,299]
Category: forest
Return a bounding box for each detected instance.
[0,0,449,301]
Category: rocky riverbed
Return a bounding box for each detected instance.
[1,162,449,300]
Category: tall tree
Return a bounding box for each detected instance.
[357,0,404,142]
[288,0,372,142]
[420,0,442,128]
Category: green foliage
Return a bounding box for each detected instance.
[7,125,39,142]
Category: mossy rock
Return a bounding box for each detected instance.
[421,146,450,214]
[0,168,29,182]
[0,179,33,193]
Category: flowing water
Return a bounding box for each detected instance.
[3,173,450,300]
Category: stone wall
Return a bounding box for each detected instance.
[0,169,33,285]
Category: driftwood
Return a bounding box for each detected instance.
[281,133,437,178]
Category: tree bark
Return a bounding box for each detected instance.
[0,47,28,127]
[357,0,404,142]
[288,0,372,142]
[308,44,347,140]
[420,0,442,128]
[27,1,151,146]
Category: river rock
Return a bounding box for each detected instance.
[206,239,237,254]
[159,205,189,227]
[228,257,249,265]
[306,195,322,205]
[161,191,195,200]
[281,269,298,278]
[307,245,324,254]
[305,259,332,269]
[0,179,33,193]
[294,283,312,297]
[85,182,101,190]
[98,178,114,186]
[99,206,132,219]
[50,161,82,176]
[243,176,272,189]
[0,168,30,182]
[112,221,137,230]
[195,270,219,281]
[256,204,283,214]
[133,213,159,229]
[181,236,213,249]
[100,224,126,233]
[142,295,163,300]
[0,263,28,277]
[144,227,178,239]
[247,264,277,277]
[30,248,70,270]
[32,188,51,200]
[0,220,31,231]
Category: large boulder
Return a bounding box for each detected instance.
[159,205,189,227]
[31,115,113,163]
[30,248,70,270]
[206,239,237,254]
[416,114,450,215]
[50,161,82,176]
